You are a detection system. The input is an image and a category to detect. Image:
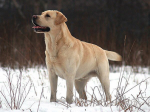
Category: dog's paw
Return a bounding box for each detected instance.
[50,98,56,102]
[66,98,73,104]
[106,95,112,102]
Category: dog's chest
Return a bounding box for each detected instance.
[45,50,71,79]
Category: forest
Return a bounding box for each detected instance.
[0,0,150,67]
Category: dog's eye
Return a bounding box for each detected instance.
[45,14,50,17]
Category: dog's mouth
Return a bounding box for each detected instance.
[32,22,50,32]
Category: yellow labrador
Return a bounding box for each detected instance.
[32,10,122,104]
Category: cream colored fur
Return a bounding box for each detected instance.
[33,10,122,104]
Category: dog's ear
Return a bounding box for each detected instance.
[55,12,67,25]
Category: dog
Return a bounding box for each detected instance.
[32,10,122,104]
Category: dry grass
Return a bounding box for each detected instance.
[0,68,32,109]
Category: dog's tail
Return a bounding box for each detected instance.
[105,50,122,61]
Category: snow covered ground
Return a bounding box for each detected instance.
[0,66,150,112]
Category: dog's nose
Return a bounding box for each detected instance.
[32,15,37,19]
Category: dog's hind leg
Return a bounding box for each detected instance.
[96,58,111,102]
[75,79,87,100]
[75,75,93,100]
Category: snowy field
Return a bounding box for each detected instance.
[0,66,150,112]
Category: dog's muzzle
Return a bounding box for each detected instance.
[32,15,50,32]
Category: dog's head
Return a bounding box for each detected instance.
[32,10,67,33]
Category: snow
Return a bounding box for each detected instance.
[0,66,150,112]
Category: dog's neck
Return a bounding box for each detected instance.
[44,23,75,59]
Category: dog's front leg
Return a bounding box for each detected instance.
[66,76,74,104]
[49,68,58,102]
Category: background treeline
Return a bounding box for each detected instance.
[0,0,150,68]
